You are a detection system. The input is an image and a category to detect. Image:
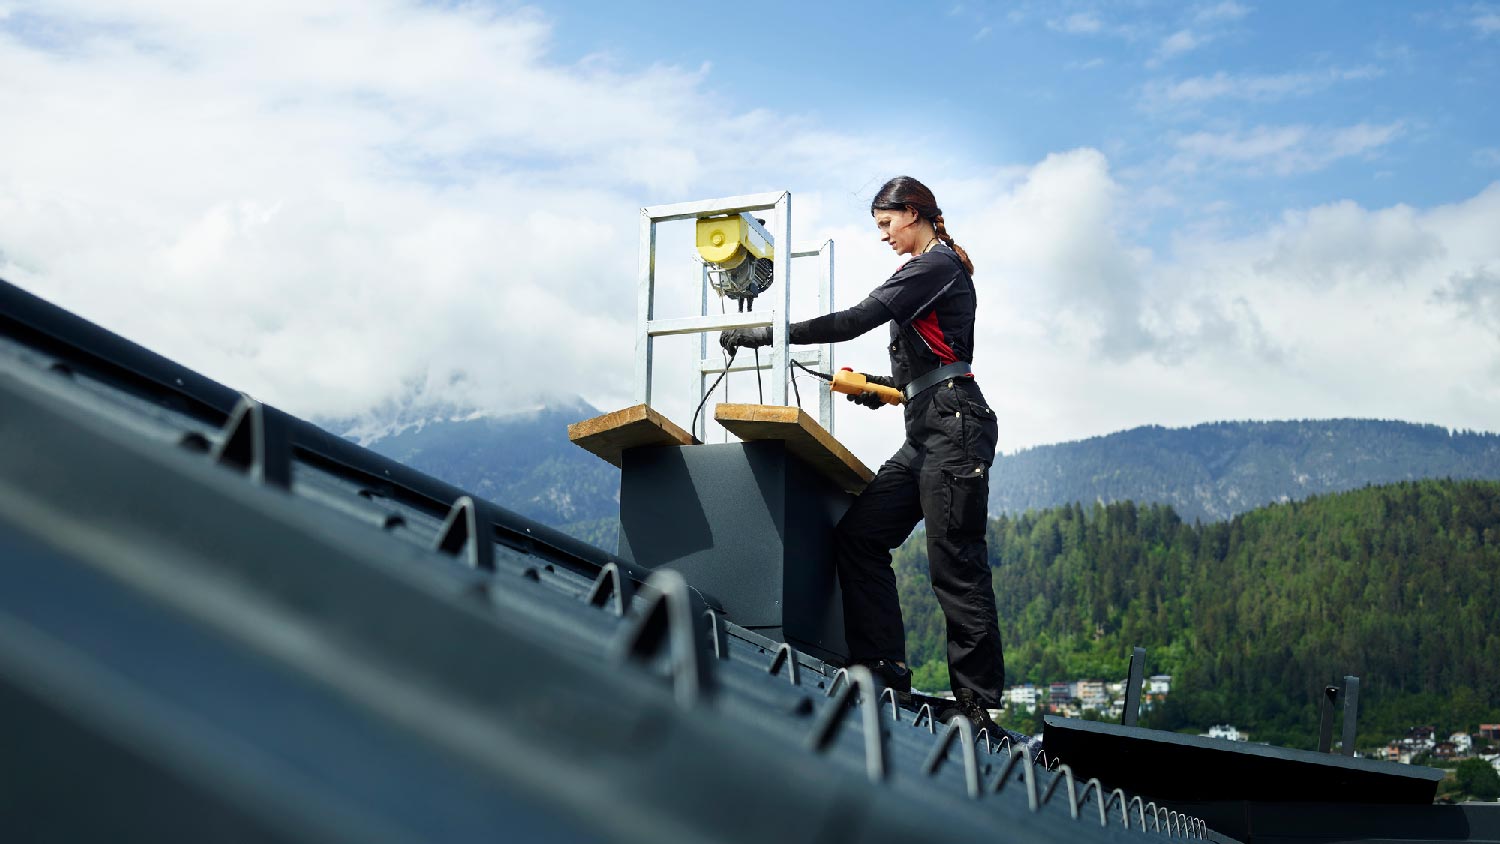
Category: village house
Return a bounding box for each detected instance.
[1204,725,1247,742]
[1449,732,1472,755]
[1077,679,1109,713]
[1007,684,1040,709]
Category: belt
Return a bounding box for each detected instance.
[903,361,973,400]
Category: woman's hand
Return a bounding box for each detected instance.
[718,326,772,351]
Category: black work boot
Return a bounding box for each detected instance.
[940,688,1002,735]
[861,660,913,709]
[940,691,1044,758]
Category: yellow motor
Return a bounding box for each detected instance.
[695,215,774,303]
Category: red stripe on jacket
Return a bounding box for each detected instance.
[912,311,958,364]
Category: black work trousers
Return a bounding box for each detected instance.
[835,376,1006,707]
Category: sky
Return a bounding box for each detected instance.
[1,0,1498,467]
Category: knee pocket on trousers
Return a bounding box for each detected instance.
[929,468,989,541]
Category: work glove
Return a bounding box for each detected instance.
[718,326,772,352]
[845,372,896,410]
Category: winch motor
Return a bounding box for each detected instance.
[695,214,774,305]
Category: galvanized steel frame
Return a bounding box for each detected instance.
[634,191,837,438]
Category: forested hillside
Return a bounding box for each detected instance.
[361,405,619,530]
[896,479,1500,749]
[992,419,1500,522]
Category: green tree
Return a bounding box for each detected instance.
[896,479,1500,749]
[1456,758,1500,801]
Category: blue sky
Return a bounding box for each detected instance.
[543,1,1498,234]
[1,1,1498,463]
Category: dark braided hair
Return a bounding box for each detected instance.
[869,176,975,275]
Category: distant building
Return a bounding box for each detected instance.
[1007,684,1040,708]
[1049,681,1076,701]
[1077,679,1109,712]
[1148,675,1172,695]
[1450,732,1472,755]
[1478,724,1500,742]
[1205,725,1246,742]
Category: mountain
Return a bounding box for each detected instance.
[352,401,621,534]
[895,478,1500,749]
[992,419,1500,522]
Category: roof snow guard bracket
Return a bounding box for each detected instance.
[433,496,495,572]
[212,395,292,489]
[923,716,982,799]
[768,642,801,685]
[806,665,887,784]
[610,569,715,708]
[586,562,632,616]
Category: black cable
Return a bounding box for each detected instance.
[791,367,802,410]
[753,347,763,403]
[691,347,736,440]
[792,359,832,382]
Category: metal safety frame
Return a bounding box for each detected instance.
[634,191,836,439]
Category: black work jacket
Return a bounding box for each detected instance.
[790,243,975,391]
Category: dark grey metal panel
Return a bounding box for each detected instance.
[1169,800,1500,844]
[1043,716,1444,806]
[618,440,849,662]
[0,522,597,844]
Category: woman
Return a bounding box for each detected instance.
[720,176,1006,734]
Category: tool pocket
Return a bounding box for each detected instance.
[940,467,990,542]
[957,397,999,464]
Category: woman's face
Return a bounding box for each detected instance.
[874,206,924,256]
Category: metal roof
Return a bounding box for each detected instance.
[0,277,1202,842]
[8,276,1499,843]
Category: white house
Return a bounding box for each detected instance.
[1450,732,1472,754]
[1205,725,1245,742]
[1007,684,1040,708]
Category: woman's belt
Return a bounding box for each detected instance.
[903,361,973,400]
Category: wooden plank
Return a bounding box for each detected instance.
[567,404,697,468]
[714,403,874,494]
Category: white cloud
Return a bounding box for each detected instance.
[1143,66,1382,106]
[1051,12,1104,34]
[1473,7,1500,36]
[1148,3,1253,65]
[953,160,1500,452]
[1157,28,1205,60]
[0,1,903,435]
[1194,1,1251,24]
[1,1,1496,471]
[1170,122,1403,176]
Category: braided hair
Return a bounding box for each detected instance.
[869,176,975,276]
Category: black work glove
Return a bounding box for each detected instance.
[718,326,772,352]
[845,372,896,410]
